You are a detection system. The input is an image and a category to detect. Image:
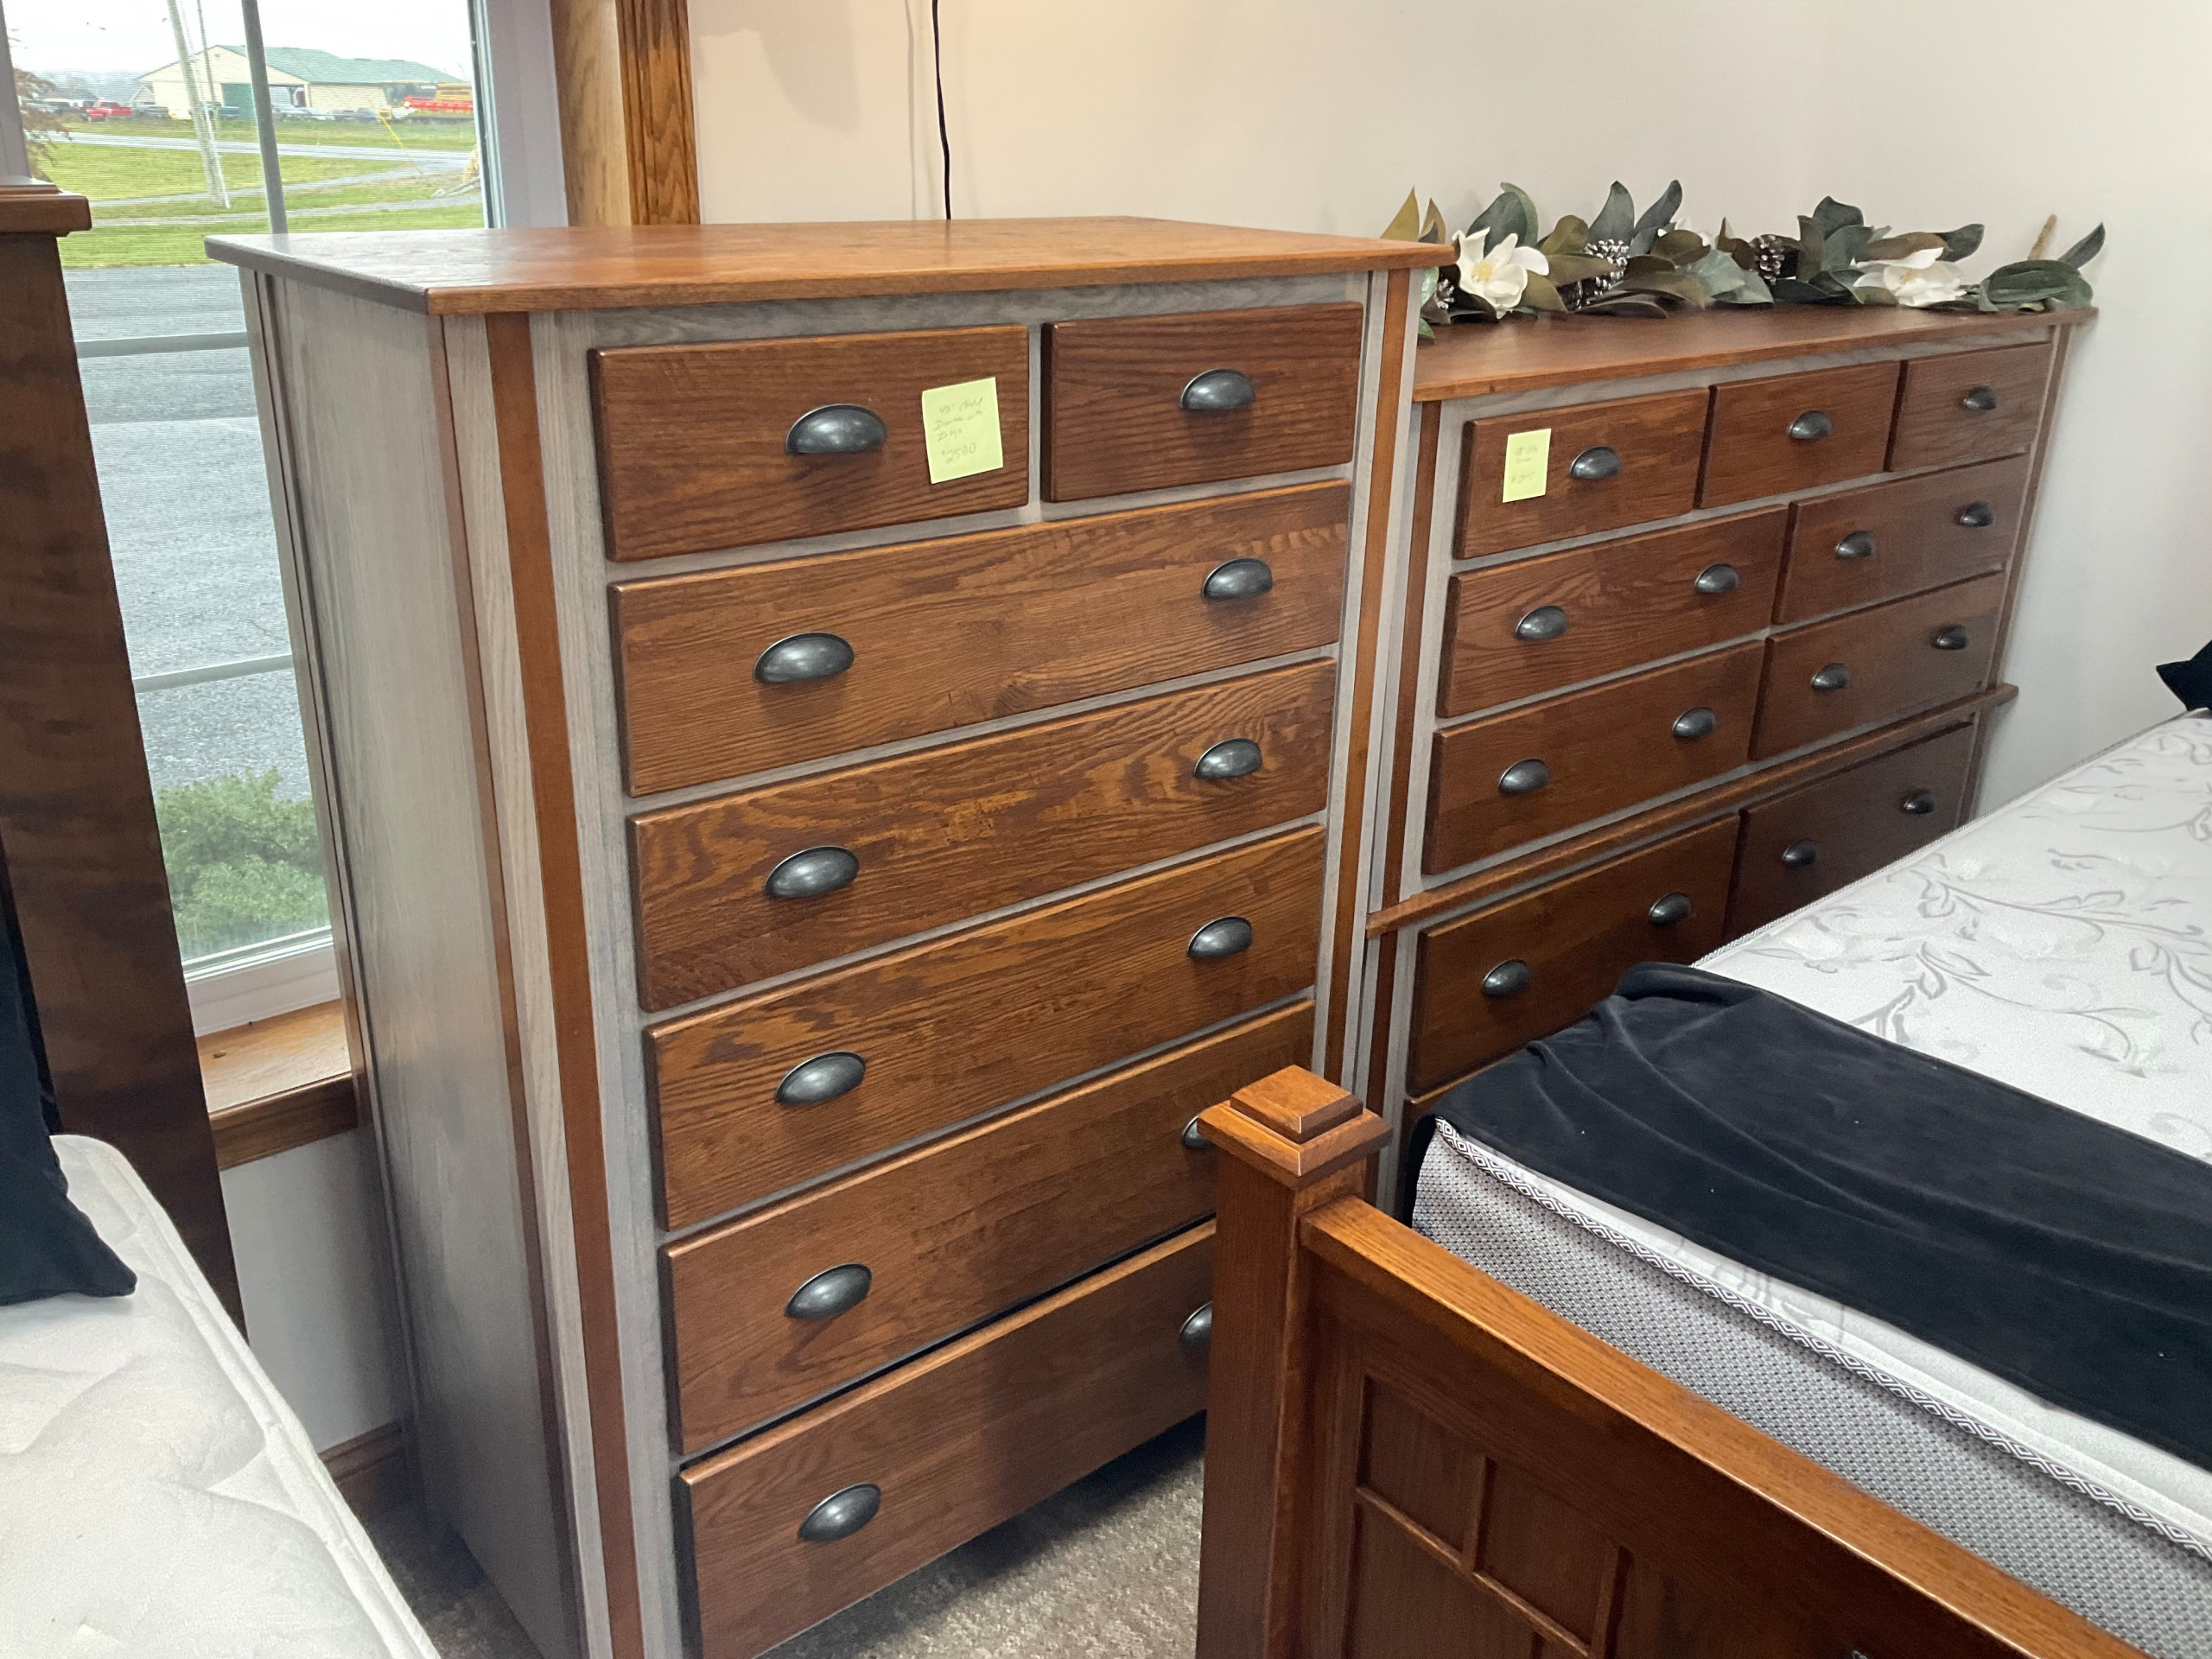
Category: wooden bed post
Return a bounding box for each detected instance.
[1193,1065,1390,1659]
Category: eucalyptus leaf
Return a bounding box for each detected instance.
[1589,181,1636,245]
[2059,223,2106,270]
[1579,293,1671,318]
[1466,186,1534,253]
[1769,276,1830,305]
[1983,258,2094,309]
[1620,269,1712,308]
[1519,271,1568,314]
[1380,188,1421,242]
[1687,245,1749,297]
[1859,231,1947,262]
[1540,214,1590,257]
[1941,222,1984,261]
[1807,268,1859,301]
[1624,254,1675,276]
[1542,252,1618,285]
[1630,180,1684,245]
[1823,222,1874,272]
[1650,228,1706,264]
[1810,195,1864,238]
[1796,216,1827,275]
[1855,284,1898,306]
[1714,263,1774,305]
[1419,200,1450,245]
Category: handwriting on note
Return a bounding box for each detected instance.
[920,377,1005,484]
[1501,427,1551,502]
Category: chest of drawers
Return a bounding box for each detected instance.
[213,219,1433,1659]
[1359,307,2082,1179]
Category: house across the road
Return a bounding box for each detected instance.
[136,47,466,119]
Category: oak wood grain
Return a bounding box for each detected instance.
[1424,642,1763,874]
[629,658,1338,1007]
[683,1224,1215,1659]
[1778,454,2030,624]
[1457,390,1709,559]
[648,826,1325,1225]
[209,1077,359,1170]
[665,1004,1306,1450]
[1754,573,2005,759]
[1367,693,2007,942]
[1410,307,2078,404]
[1699,361,1900,506]
[1728,722,1976,935]
[1042,303,1365,500]
[1408,817,1738,1092]
[1440,510,1784,718]
[611,482,1349,793]
[590,325,1030,562]
[207,218,1445,316]
[0,223,238,1315]
[1889,340,2053,472]
[198,999,350,1112]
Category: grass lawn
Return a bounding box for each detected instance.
[60,202,488,269]
[59,115,480,151]
[41,141,389,202]
[98,174,480,224]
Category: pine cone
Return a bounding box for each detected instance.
[1561,236,1632,312]
[1751,233,1796,285]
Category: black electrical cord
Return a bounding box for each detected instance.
[931,0,952,219]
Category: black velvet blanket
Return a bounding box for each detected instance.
[1420,963,2212,1474]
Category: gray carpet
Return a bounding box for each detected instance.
[369,1417,1205,1659]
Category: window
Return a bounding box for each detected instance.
[8,0,555,1032]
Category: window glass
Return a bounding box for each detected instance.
[16,0,486,988]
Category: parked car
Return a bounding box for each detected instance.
[80,101,137,121]
[274,105,336,121]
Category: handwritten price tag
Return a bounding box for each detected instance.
[1501,427,1552,503]
[920,377,1005,484]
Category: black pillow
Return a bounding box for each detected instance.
[1,911,135,1305]
[2157,638,2212,712]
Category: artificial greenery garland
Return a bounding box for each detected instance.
[1381,183,2103,334]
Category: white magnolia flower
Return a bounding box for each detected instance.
[1457,232,1549,313]
[1853,245,1968,308]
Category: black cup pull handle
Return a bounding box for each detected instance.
[1647,892,1694,926]
[1181,369,1255,412]
[787,404,887,456]
[1514,605,1571,642]
[1194,738,1263,780]
[1481,959,1533,998]
[1900,788,1937,817]
[1781,838,1820,868]
[786,1263,873,1321]
[1497,759,1552,796]
[1671,706,1719,741]
[1834,531,1877,561]
[1809,663,1853,693]
[1955,501,1996,529]
[1179,1303,1214,1354]
[765,846,860,899]
[1931,625,1971,652]
[1567,445,1622,480]
[1202,558,1274,601]
[798,1484,881,1543]
[1961,385,1999,412]
[755,632,855,684]
[1788,410,1835,442]
[776,1051,867,1107]
[1180,1116,1211,1152]
[1187,917,1255,960]
[1693,563,1741,595]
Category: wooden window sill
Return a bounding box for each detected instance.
[200,1001,359,1169]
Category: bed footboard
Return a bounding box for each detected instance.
[1192,1066,2141,1659]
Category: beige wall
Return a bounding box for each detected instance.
[690,0,2212,804]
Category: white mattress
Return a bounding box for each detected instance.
[0,1136,440,1659]
[1452,710,2212,1554]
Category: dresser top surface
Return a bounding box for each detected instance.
[1412,303,2091,403]
[204,216,1441,316]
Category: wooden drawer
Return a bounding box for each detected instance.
[683,1223,1214,1659]
[1438,510,1784,718]
[611,483,1351,794]
[590,327,1031,563]
[1699,363,1900,507]
[630,658,1335,1007]
[665,1003,1300,1451]
[1729,724,1977,934]
[1408,817,1739,1093]
[1777,456,2030,625]
[1889,342,2050,471]
[1457,391,1708,559]
[1423,642,1762,875]
[1041,304,1364,501]
[649,826,1325,1225]
[1753,573,2004,760]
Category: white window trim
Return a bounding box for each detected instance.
[187,931,340,1036]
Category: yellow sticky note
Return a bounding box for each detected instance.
[920,377,1005,485]
[1501,427,1552,503]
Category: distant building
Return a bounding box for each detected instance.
[135,47,463,118]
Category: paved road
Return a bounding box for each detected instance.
[66,132,472,166]
[66,265,310,798]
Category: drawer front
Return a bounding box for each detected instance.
[1729,723,1978,934]
[683,1224,1214,1659]
[1457,390,1708,559]
[612,482,1351,794]
[1424,642,1763,875]
[649,825,1324,1224]
[1889,342,2050,471]
[1699,363,1900,507]
[1753,573,2004,760]
[1439,510,1784,718]
[1777,456,2030,625]
[666,1004,1302,1451]
[591,327,1031,563]
[1042,304,1365,501]
[630,658,1336,1008]
[1409,817,1740,1092]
